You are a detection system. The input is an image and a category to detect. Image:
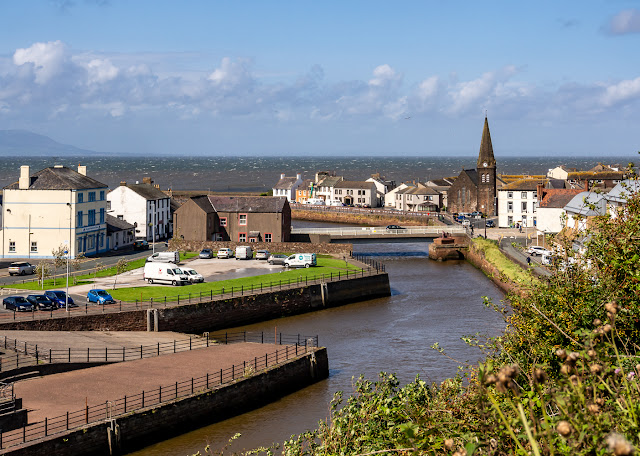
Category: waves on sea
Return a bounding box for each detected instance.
[0,156,634,192]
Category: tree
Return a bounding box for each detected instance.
[35,262,51,289]
[93,260,105,279]
[70,252,85,285]
[113,258,128,289]
[50,245,67,286]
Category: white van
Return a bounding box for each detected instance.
[143,263,189,286]
[327,200,344,207]
[146,251,180,264]
[284,253,317,268]
[178,267,204,283]
[305,198,325,206]
[235,245,253,260]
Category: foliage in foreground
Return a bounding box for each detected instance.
[277,185,640,455]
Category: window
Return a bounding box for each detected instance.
[88,192,96,202]
[249,237,257,243]
[88,209,96,226]
[107,201,111,210]
[238,233,246,242]
[507,192,513,199]
[521,192,527,199]
[239,214,247,225]
[533,202,537,213]
[265,233,272,243]
[99,208,105,224]
[87,236,95,250]
[9,241,15,252]
[522,202,528,212]
[77,193,84,203]
[31,242,37,253]
[507,202,513,212]
[77,211,83,227]
[508,216,513,226]
[99,233,104,247]
[219,217,227,227]
[533,192,537,199]
[100,190,105,201]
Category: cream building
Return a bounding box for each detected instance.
[2,165,109,259]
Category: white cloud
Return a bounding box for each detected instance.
[208,57,253,89]
[369,64,400,88]
[13,40,68,84]
[417,76,439,101]
[86,59,119,84]
[606,9,640,35]
[601,77,640,106]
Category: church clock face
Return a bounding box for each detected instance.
[483,162,488,167]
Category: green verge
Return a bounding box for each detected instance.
[109,257,363,301]
[471,237,537,287]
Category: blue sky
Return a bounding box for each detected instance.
[0,1,639,157]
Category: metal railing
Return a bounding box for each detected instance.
[0,331,318,451]
[0,266,386,324]
[291,226,465,236]
[292,205,439,218]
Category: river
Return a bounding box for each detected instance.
[130,222,505,455]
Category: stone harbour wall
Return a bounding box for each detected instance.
[169,240,352,255]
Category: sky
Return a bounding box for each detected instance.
[0,1,639,157]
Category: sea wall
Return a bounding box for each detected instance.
[168,240,352,255]
[4,348,329,456]
[0,274,391,333]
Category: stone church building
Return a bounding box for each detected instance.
[447,117,497,215]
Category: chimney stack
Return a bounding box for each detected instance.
[77,164,87,176]
[280,173,286,180]
[143,177,152,185]
[120,181,127,186]
[296,173,301,180]
[537,184,544,202]
[19,165,30,189]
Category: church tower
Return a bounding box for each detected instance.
[476,116,497,215]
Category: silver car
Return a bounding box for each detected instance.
[8,262,36,276]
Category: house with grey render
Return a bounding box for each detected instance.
[332,181,377,207]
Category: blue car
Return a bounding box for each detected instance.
[45,290,77,308]
[2,296,34,312]
[87,289,116,305]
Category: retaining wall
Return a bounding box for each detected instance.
[168,240,352,255]
[3,348,329,456]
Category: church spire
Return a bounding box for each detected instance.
[477,116,496,169]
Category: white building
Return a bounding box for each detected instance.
[366,174,395,207]
[332,181,377,207]
[2,165,108,259]
[605,180,640,216]
[314,175,343,202]
[564,191,607,232]
[497,179,541,228]
[107,180,171,242]
[393,183,441,212]
[384,183,410,207]
[272,173,303,202]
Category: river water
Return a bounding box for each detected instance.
[130,223,505,455]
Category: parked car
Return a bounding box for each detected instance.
[284,253,317,268]
[179,267,204,283]
[255,250,270,260]
[235,246,253,260]
[527,246,552,256]
[2,296,33,312]
[44,290,77,308]
[267,254,288,265]
[385,225,405,230]
[133,240,149,250]
[470,211,483,218]
[143,264,189,286]
[485,220,495,228]
[26,294,57,311]
[217,248,234,259]
[87,289,116,304]
[461,219,471,227]
[8,262,36,276]
[199,248,213,259]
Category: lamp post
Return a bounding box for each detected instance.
[64,247,70,311]
[151,200,156,255]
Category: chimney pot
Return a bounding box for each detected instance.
[280,173,286,179]
[120,181,126,186]
[19,165,30,190]
[77,165,87,176]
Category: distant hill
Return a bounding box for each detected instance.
[0,130,102,156]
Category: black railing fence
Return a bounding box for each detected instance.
[0,265,386,324]
[351,254,385,272]
[0,331,318,450]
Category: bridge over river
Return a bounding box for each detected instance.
[291,225,467,241]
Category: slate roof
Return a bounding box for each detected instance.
[317,176,343,187]
[208,196,288,213]
[477,117,496,168]
[564,191,607,216]
[190,195,216,213]
[500,178,546,191]
[273,177,299,190]
[461,169,479,186]
[566,171,625,181]
[4,166,107,190]
[125,183,168,200]
[427,178,453,187]
[606,180,640,203]
[106,214,135,235]
[334,180,375,190]
[539,189,585,208]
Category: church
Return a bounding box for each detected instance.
[447,117,497,215]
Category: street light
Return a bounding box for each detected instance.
[64,247,70,312]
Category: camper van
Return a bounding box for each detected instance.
[146,251,180,264]
[143,263,189,286]
[284,253,317,268]
[235,246,253,260]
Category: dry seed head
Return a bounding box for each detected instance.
[484,374,497,386]
[636,364,640,374]
[587,403,601,414]
[452,449,467,456]
[605,301,618,315]
[489,438,498,449]
[556,349,567,360]
[444,438,454,450]
[607,432,635,456]
[557,420,572,437]
[560,364,572,375]
[569,374,579,385]
[596,397,605,406]
[590,364,603,375]
[567,352,580,363]
[593,318,602,327]
[603,324,613,334]
[533,368,547,384]
[587,349,597,358]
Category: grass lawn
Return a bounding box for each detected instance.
[109,257,363,302]
[472,237,537,286]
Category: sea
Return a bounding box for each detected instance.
[0,155,636,192]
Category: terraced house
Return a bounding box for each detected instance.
[2,165,108,258]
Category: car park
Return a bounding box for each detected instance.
[87,289,116,304]
[8,262,36,276]
[26,294,57,311]
[2,296,33,312]
[178,267,204,283]
[133,240,149,250]
[267,254,288,265]
[44,290,77,308]
[217,248,234,259]
[527,246,552,256]
[199,248,213,259]
[385,225,405,230]
[255,250,270,260]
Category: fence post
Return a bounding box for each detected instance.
[45,417,47,436]
[124,395,127,413]
[87,347,90,362]
[66,411,69,430]
[159,386,162,403]
[69,347,71,363]
[189,337,192,350]
[142,390,145,408]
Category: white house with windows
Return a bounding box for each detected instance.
[497,179,541,228]
[107,180,171,242]
[393,183,441,212]
[272,173,303,202]
[332,181,377,207]
[384,183,409,207]
[2,165,108,259]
